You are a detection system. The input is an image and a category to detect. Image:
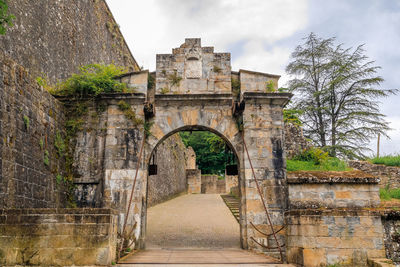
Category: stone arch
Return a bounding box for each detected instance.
[139,108,247,249]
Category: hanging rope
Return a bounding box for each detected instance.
[118,135,146,260]
[242,134,284,262]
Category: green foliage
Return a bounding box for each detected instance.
[160,87,170,94]
[213,65,222,73]
[56,174,63,185]
[147,73,155,89]
[287,158,349,171]
[50,64,128,97]
[117,100,143,125]
[380,187,400,201]
[144,121,154,137]
[265,80,276,92]
[0,0,14,35]
[283,109,303,126]
[23,115,30,130]
[43,150,50,166]
[39,138,44,150]
[54,131,65,157]
[179,131,231,175]
[288,147,349,171]
[370,154,400,167]
[293,147,329,165]
[286,33,397,159]
[167,70,182,88]
[231,78,240,98]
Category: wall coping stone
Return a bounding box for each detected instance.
[287,170,379,184]
[0,208,118,215]
[243,92,292,106]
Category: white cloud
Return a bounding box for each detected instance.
[232,41,292,86]
[106,0,309,71]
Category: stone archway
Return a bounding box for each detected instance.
[100,38,292,259]
[141,124,244,249]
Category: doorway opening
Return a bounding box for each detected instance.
[144,129,241,250]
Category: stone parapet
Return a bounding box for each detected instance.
[288,171,380,209]
[0,208,118,266]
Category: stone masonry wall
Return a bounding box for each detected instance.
[284,123,311,159]
[349,161,400,189]
[286,209,386,267]
[0,208,118,266]
[381,210,400,264]
[147,134,188,207]
[0,51,68,208]
[187,169,201,194]
[288,171,380,209]
[286,171,385,266]
[1,0,139,84]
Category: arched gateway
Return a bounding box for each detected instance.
[99,38,291,258]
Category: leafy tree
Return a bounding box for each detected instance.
[179,131,231,175]
[286,33,397,159]
[0,0,14,35]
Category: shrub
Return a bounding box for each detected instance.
[293,147,329,165]
[287,147,349,171]
[51,64,129,97]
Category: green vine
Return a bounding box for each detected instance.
[23,115,30,130]
[43,150,50,166]
[54,131,65,157]
[117,100,144,126]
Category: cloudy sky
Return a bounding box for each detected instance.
[106,0,400,156]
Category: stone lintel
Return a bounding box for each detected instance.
[287,170,379,184]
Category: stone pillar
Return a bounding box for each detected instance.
[242,92,291,259]
[186,169,201,194]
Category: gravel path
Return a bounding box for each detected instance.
[146,194,241,249]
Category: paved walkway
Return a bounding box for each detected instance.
[119,194,295,266]
[146,194,241,249]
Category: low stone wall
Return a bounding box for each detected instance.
[201,175,218,194]
[381,210,400,264]
[349,161,400,189]
[0,208,118,266]
[226,175,238,193]
[286,209,386,267]
[288,171,380,209]
[286,171,386,266]
[198,175,237,194]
